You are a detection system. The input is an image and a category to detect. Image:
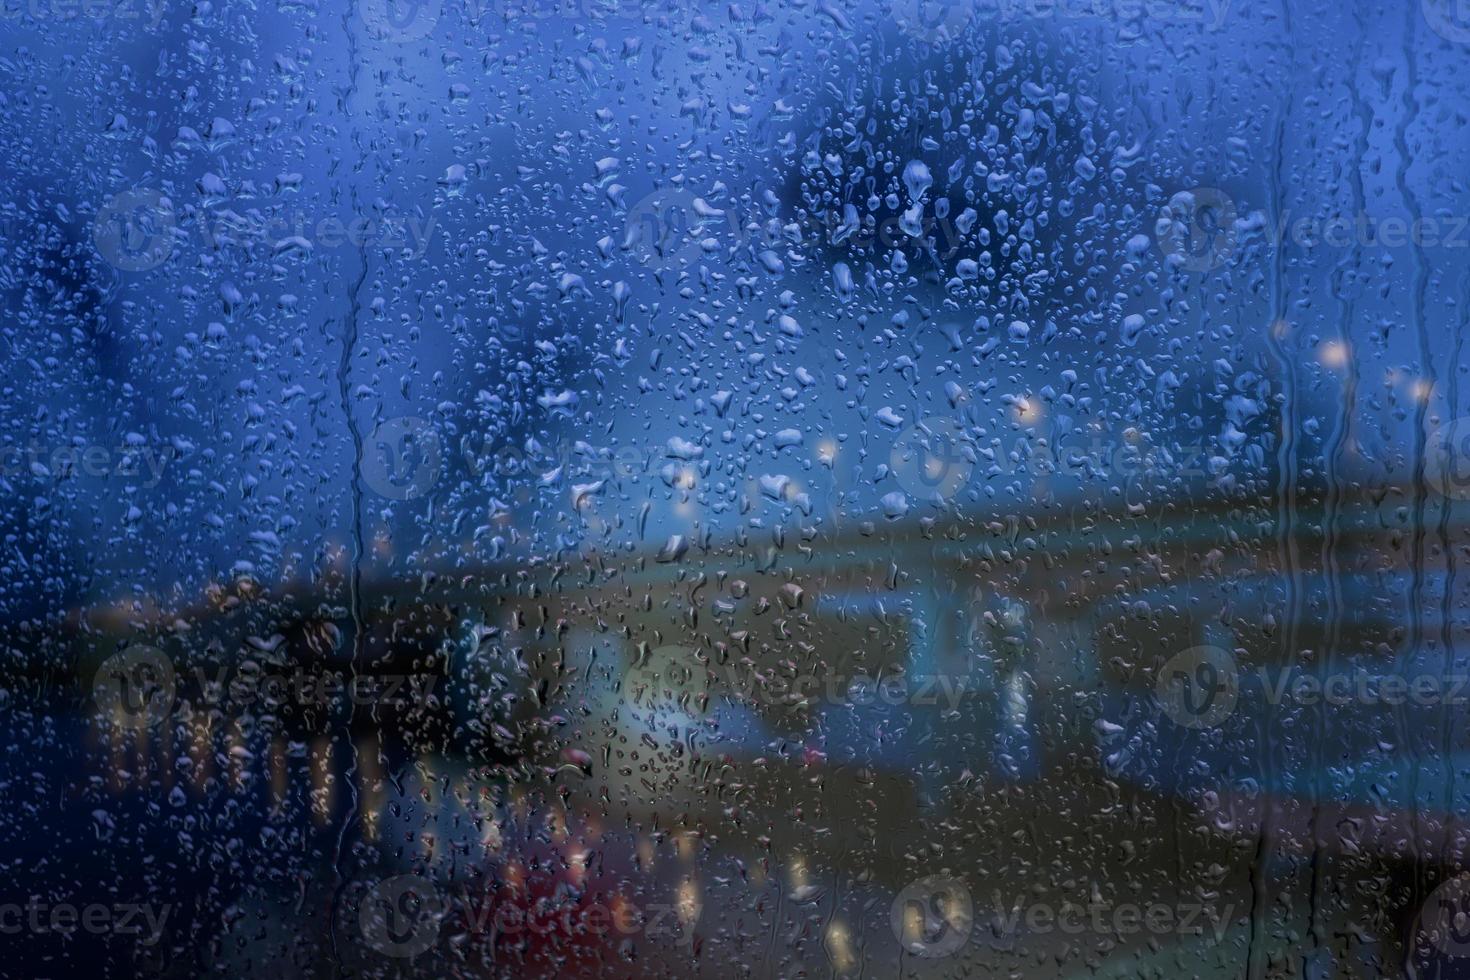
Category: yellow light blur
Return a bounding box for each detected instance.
[1319,339,1349,368]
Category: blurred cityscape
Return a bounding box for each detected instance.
[3,0,1470,977]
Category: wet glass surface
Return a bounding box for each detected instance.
[4,0,1470,976]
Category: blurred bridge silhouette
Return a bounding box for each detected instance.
[53,482,1470,975]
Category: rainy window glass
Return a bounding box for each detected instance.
[7,0,1470,976]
